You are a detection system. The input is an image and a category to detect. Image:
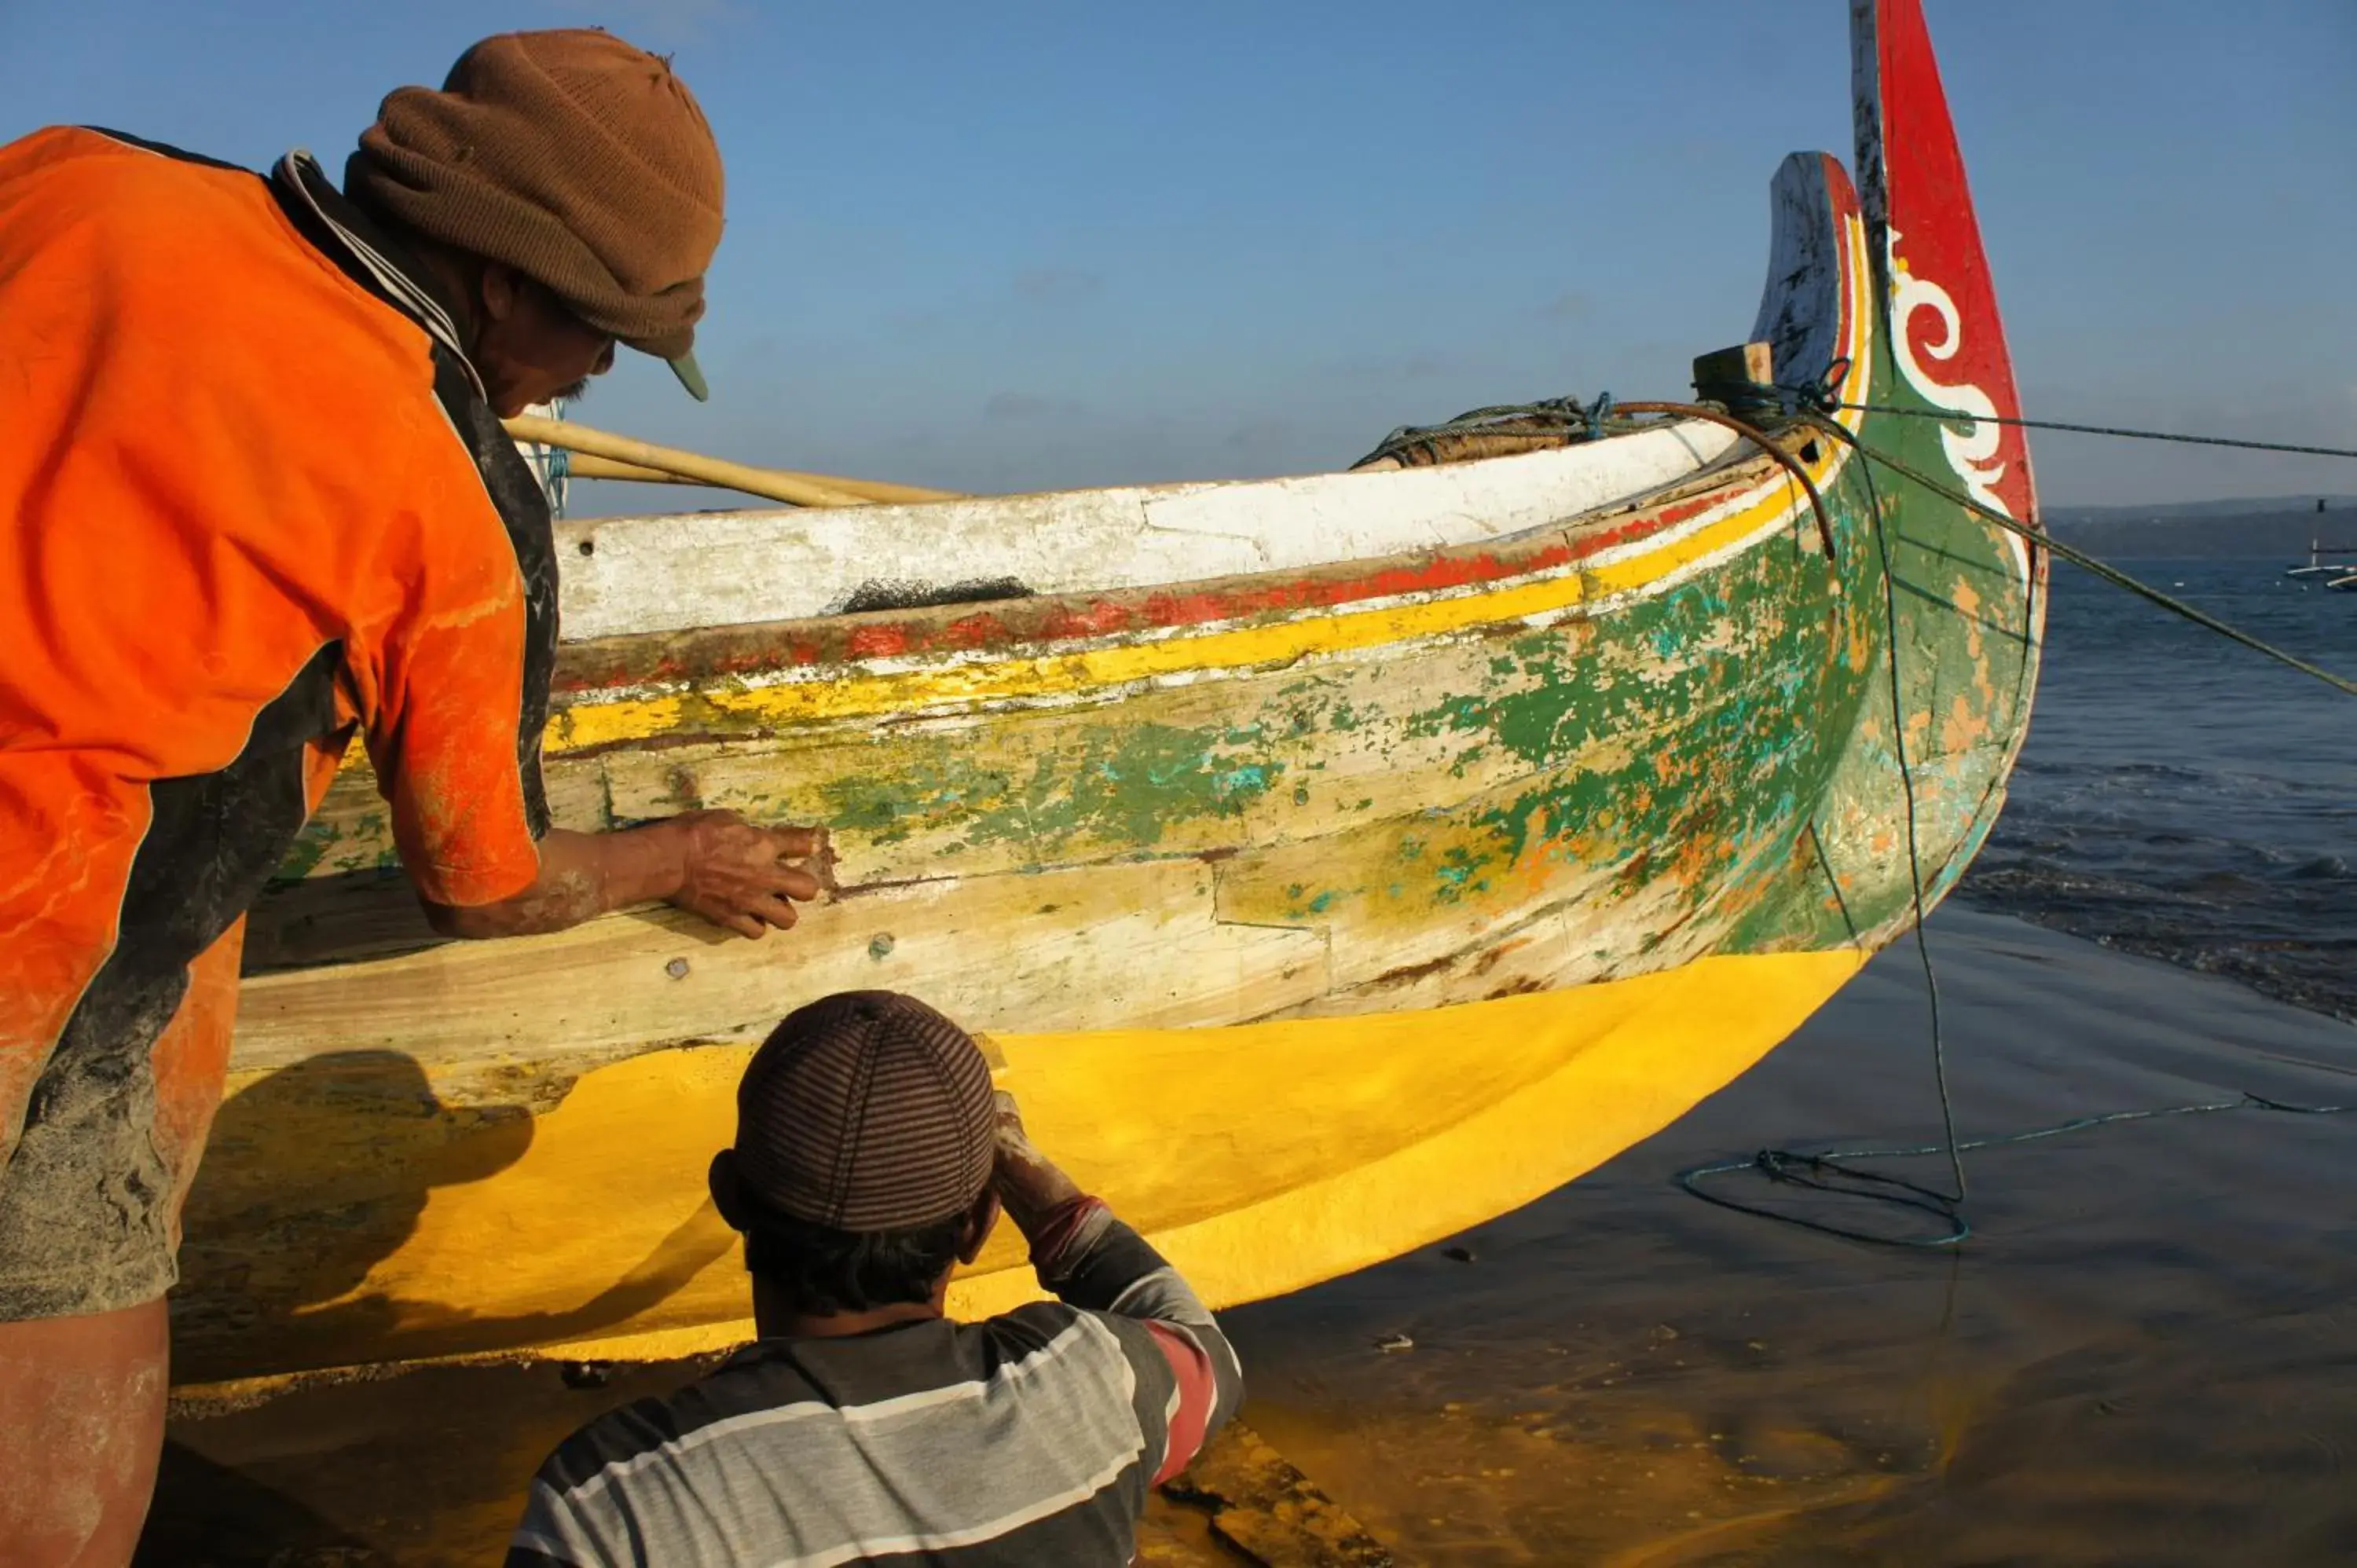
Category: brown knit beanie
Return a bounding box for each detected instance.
[727,993,999,1233]
[349,28,722,399]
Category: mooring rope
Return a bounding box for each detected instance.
[1695,362,2357,461]
[1637,376,2357,1245]
[1671,397,1970,1246]
[1692,365,2357,699]
[1817,402,2357,461]
[1798,412,2357,700]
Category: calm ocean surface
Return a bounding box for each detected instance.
[1961,555,2357,1022]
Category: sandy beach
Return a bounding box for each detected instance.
[140,903,2357,1565]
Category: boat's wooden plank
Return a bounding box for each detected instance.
[252,636,1567,969]
[1216,772,1719,1000]
[599,694,1268,885]
[1266,909,1582,1020]
[599,632,1611,868]
[282,615,1569,899]
[244,870,444,972]
[231,858,1332,1083]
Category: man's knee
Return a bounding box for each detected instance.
[0,1302,171,1568]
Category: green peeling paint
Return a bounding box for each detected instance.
[257,313,2035,996]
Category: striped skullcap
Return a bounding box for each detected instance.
[732,991,996,1232]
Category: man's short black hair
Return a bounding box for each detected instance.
[742,1210,967,1317]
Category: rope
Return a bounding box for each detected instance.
[1714,368,2357,460]
[1853,433,1967,1211]
[1671,401,1967,1247]
[1798,414,2357,699]
[1607,401,1838,559]
[1821,402,2357,461]
[1678,1093,2355,1249]
[1354,394,1618,469]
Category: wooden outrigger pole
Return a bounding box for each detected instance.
[501,412,968,509]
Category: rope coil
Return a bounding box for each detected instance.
[1679,1093,2354,1249]
[1353,394,1621,470]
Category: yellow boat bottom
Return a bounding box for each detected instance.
[178,947,1862,1387]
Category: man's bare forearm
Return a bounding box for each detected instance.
[423,825,684,939]
[422,811,829,940]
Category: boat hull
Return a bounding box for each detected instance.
[173,0,2043,1385]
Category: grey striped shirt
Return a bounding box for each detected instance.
[508,1214,1240,1567]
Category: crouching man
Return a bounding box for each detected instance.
[508,991,1242,1567]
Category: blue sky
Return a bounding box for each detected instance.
[6,1,2352,511]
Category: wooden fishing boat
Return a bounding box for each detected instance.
[175,0,2044,1387]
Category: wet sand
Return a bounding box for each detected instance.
[1226,906,2357,1565]
[142,906,2357,1565]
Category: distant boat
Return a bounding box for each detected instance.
[177,0,2047,1387]
[2286,537,2357,581]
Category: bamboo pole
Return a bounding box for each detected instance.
[558,451,882,514]
[501,413,966,508]
[565,450,897,511]
[563,452,715,487]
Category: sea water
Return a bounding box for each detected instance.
[1964,556,2357,1021]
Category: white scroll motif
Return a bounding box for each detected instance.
[1886,228,2027,579]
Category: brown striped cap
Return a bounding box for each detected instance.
[731,991,996,1231]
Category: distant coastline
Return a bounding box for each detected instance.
[2043,495,2357,561]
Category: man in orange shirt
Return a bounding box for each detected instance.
[0,31,823,1565]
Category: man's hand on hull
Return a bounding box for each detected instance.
[667,810,831,938]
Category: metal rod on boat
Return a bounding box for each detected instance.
[501,412,968,508]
